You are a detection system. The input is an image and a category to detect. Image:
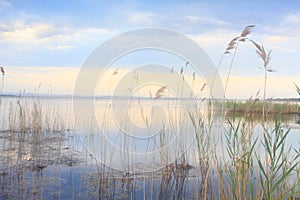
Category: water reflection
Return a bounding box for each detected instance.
[0,97,299,199]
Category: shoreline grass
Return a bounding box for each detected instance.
[216,99,300,115]
[1,25,300,199]
[0,94,300,199]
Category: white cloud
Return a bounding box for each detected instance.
[187,22,300,57]
[185,15,199,22]
[258,35,298,53]
[128,12,154,25]
[0,0,11,7]
[189,29,238,42]
[283,14,300,25]
[263,14,300,37]
[0,21,118,50]
[1,22,55,41]
[46,44,74,50]
[187,29,240,52]
[184,15,229,26]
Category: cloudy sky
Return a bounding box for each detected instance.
[0,0,300,98]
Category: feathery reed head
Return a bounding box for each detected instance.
[154,85,168,99]
[250,40,272,68]
[185,61,190,67]
[224,25,255,54]
[224,37,239,54]
[112,68,119,75]
[240,25,255,38]
[0,66,4,76]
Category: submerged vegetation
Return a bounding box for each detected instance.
[0,26,300,200]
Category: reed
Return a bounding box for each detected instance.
[295,83,300,96]
[219,99,300,115]
[257,120,300,200]
[0,66,4,106]
[0,86,299,199]
[0,95,81,199]
[222,119,257,200]
[223,25,255,95]
[0,26,300,200]
[250,40,275,120]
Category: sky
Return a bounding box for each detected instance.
[0,0,300,98]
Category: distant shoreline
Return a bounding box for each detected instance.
[0,93,299,102]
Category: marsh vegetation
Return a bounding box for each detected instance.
[0,26,300,200]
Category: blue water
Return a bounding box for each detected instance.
[0,96,299,199]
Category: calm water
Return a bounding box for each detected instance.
[0,96,299,199]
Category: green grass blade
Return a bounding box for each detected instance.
[271,162,298,193]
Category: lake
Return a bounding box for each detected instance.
[0,96,299,199]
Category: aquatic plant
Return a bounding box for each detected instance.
[250,40,275,119]
[257,121,300,200]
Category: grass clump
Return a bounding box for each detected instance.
[220,100,300,115]
[223,119,257,200]
[257,120,300,200]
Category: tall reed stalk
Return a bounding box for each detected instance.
[0,66,4,106]
[223,25,255,96]
[250,41,275,120]
[222,118,258,200]
[295,83,300,96]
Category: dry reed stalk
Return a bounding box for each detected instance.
[250,40,274,121]
[224,25,255,94]
[294,83,300,96]
[0,66,4,106]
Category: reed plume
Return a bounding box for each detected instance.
[0,66,4,76]
[223,25,255,96]
[250,40,275,119]
[154,86,168,99]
